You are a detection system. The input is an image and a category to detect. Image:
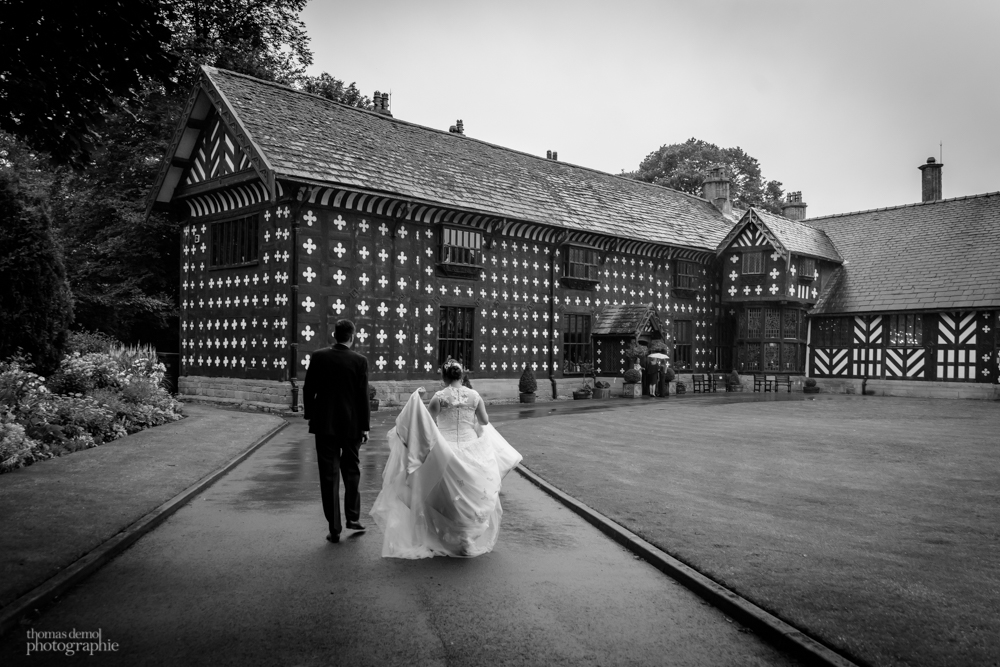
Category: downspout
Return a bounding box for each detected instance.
[805,317,812,377]
[287,184,315,411]
[548,232,568,399]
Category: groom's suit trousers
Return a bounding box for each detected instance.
[315,435,361,535]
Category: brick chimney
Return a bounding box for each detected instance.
[701,165,732,216]
[372,91,392,117]
[449,119,464,135]
[781,191,808,221]
[918,157,942,202]
[546,150,558,160]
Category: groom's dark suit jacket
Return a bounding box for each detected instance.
[303,343,370,440]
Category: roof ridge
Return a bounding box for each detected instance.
[203,66,727,217]
[805,190,1000,222]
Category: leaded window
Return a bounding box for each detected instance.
[886,314,923,347]
[675,260,698,290]
[440,228,482,266]
[764,308,781,339]
[747,308,762,338]
[563,246,600,280]
[438,306,474,369]
[734,306,806,373]
[763,342,780,370]
[813,317,852,347]
[799,257,816,281]
[210,215,258,269]
[673,320,692,369]
[783,309,800,339]
[563,314,592,373]
[742,251,763,274]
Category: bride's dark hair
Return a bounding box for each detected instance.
[441,358,463,382]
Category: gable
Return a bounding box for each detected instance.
[181,111,254,187]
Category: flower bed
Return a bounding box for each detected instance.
[0,343,184,473]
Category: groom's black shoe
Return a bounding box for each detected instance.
[326,533,340,543]
[346,520,366,531]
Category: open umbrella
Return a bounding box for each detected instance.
[647,352,669,360]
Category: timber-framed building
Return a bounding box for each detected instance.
[148,67,999,407]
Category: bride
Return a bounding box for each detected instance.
[370,359,522,558]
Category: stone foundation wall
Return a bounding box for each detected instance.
[179,376,293,412]
[809,377,999,400]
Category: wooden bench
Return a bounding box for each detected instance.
[753,374,772,392]
[691,374,711,393]
[711,373,727,393]
[773,374,792,392]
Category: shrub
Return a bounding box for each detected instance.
[648,339,668,353]
[623,368,642,384]
[664,366,676,382]
[66,330,119,355]
[0,411,42,472]
[518,366,537,394]
[47,352,125,394]
[805,377,817,387]
[625,342,648,362]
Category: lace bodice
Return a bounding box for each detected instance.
[434,386,481,444]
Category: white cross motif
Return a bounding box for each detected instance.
[397,277,407,291]
[424,323,434,335]
[425,247,434,258]
[377,302,389,317]
[359,246,370,260]
[812,287,818,298]
[333,242,347,258]
[376,356,387,370]
[425,343,434,355]
[332,269,346,285]
[379,223,389,236]
[303,238,317,254]
[301,325,315,341]
[743,286,751,295]
[397,252,407,264]
[814,269,820,279]
[251,295,259,306]
[379,275,389,289]
[395,330,406,345]
[377,329,388,344]
[301,296,316,312]
[789,286,797,296]
[356,328,369,343]
[755,285,763,295]
[396,303,407,317]
[333,215,346,231]
[771,251,781,261]
[378,249,388,262]
[303,210,317,226]
[397,225,407,238]
[790,265,797,276]
[359,220,369,232]
[730,255,739,264]
[358,273,369,286]
[769,284,779,295]
[263,253,270,264]
[357,301,369,315]
[427,266,435,277]
[262,273,270,284]
[331,299,346,314]
[729,285,737,296]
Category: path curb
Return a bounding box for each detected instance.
[0,419,288,638]
[515,464,862,667]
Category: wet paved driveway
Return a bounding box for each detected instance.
[0,412,804,667]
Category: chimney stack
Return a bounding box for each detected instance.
[701,165,732,216]
[545,150,558,161]
[781,191,808,221]
[372,91,392,117]
[918,157,942,202]
[449,119,464,135]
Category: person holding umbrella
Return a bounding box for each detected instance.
[647,352,669,397]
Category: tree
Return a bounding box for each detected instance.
[628,138,785,214]
[0,150,74,373]
[0,0,174,167]
[299,73,373,109]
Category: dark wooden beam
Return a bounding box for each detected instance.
[187,118,208,130]
[173,170,262,199]
[171,156,192,169]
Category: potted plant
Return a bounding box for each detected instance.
[727,369,743,392]
[804,377,820,394]
[592,380,611,399]
[675,377,687,395]
[518,366,537,403]
[622,367,642,397]
[368,385,379,411]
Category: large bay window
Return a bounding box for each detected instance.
[736,305,805,372]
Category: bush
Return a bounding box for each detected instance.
[623,368,642,384]
[66,330,119,355]
[664,366,676,382]
[47,352,124,394]
[518,366,537,393]
[0,411,41,473]
[625,342,648,362]
[805,377,817,387]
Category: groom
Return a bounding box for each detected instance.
[303,319,370,543]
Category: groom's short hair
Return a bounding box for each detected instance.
[333,319,355,343]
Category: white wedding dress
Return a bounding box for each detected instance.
[370,386,522,559]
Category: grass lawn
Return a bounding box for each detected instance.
[492,394,1000,667]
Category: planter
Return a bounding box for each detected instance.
[572,390,592,400]
[675,382,687,395]
[622,383,642,398]
[370,399,380,411]
[592,387,611,399]
[519,392,536,404]
[803,386,820,394]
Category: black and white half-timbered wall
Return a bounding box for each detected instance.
[148,68,1000,406]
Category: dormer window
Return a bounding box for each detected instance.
[799,257,816,281]
[438,227,483,279]
[559,246,600,290]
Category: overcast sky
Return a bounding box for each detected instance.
[301,0,999,218]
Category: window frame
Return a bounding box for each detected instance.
[799,256,816,282]
[437,306,475,370]
[559,245,601,290]
[562,313,593,375]
[439,226,483,267]
[674,260,698,290]
[742,251,763,275]
[673,319,692,370]
[209,214,259,270]
[886,313,924,347]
